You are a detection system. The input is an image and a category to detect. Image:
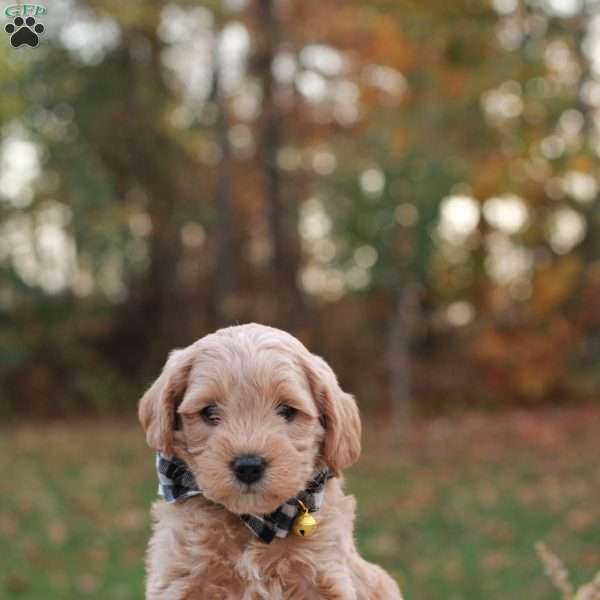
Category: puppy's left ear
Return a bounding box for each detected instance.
[138,347,194,456]
[303,352,361,476]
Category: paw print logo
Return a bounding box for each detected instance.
[5,16,45,48]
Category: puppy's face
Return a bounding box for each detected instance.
[139,324,361,515]
[178,339,325,515]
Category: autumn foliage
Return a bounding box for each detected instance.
[0,0,598,417]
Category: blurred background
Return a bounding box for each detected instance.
[1,0,599,598]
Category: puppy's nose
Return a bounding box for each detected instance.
[232,455,266,484]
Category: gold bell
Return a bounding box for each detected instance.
[292,500,317,538]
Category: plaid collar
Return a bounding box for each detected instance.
[155,453,333,544]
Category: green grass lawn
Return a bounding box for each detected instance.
[2,408,599,599]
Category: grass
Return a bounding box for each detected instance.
[1,407,599,599]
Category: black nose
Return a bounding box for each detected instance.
[231,455,266,484]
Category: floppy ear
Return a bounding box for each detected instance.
[138,347,194,455]
[303,352,361,476]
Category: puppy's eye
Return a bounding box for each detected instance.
[276,405,297,422]
[200,404,220,426]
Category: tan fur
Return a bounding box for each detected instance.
[139,323,402,599]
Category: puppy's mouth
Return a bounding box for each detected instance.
[220,478,294,515]
[197,455,308,515]
[239,483,260,494]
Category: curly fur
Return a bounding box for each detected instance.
[139,323,402,599]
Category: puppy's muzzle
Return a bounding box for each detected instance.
[231,455,266,485]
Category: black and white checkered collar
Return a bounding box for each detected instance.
[155,453,333,544]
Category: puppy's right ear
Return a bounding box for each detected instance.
[138,347,194,456]
[302,352,362,476]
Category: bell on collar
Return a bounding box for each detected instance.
[292,500,317,538]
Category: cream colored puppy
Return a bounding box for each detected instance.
[139,323,402,599]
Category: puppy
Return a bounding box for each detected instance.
[139,323,402,599]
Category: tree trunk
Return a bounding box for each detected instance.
[387,283,419,425]
[254,0,305,327]
[210,38,240,326]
